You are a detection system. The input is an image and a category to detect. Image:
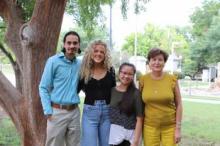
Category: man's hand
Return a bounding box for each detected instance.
[46,114,52,121]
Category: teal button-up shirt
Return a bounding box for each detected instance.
[39,52,81,115]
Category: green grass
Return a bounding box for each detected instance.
[0,118,20,146]
[182,101,220,143]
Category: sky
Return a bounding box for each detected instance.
[61,0,203,49]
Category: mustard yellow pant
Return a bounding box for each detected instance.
[143,125,177,146]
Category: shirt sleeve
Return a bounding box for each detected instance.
[39,58,54,115]
[134,90,144,117]
[110,67,116,87]
[77,79,85,93]
[171,74,177,89]
[139,75,144,90]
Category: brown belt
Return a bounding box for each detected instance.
[52,103,78,111]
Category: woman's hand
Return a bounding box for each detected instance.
[175,128,181,144]
[130,141,139,146]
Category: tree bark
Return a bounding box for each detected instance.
[0,0,67,145]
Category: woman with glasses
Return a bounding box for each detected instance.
[109,62,144,146]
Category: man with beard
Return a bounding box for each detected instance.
[39,31,81,146]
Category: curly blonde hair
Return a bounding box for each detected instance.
[80,40,112,84]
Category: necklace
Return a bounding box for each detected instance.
[152,82,158,94]
[154,89,158,94]
[150,73,164,95]
[150,72,166,96]
[150,72,164,80]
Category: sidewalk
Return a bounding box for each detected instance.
[181,88,220,98]
[183,98,220,104]
[181,87,220,104]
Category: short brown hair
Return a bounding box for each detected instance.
[147,48,169,62]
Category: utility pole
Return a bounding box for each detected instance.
[109,4,113,50]
[134,13,138,84]
[134,13,138,57]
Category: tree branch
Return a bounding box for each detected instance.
[0,0,25,72]
[0,43,23,92]
[0,71,23,125]
[0,71,22,107]
[0,0,7,17]
[0,43,16,66]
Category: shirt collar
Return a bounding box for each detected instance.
[58,52,77,63]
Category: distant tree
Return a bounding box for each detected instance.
[204,13,220,63]
[190,0,220,37]
[189,0,220,76]
[122,24,189,57]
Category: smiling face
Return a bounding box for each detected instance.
[63,34,80,59]
[91,44,106,64]
[149,54,165,72]
[119,65,135,86]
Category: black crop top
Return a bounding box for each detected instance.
[78,67,116,105]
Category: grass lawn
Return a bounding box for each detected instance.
[182,101,220,144]
[0,118,20,146]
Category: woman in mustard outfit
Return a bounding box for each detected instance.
[139,48,182,146]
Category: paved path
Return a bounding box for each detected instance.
[181,87,220,104]
[183,98,220,104]
[181,88,220,97]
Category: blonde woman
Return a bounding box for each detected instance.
[78,40,116,146]
[139,48,182,146]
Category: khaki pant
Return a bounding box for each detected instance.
[46,107,80,146]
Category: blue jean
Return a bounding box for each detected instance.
[81,100,110,146]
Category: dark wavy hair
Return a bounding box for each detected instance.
[118,62,137,116]
[62,31,81,54]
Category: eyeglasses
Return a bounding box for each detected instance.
[120,71,134,76]
[67,41,79,45]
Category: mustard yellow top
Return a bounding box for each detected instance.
[139,72,177,127]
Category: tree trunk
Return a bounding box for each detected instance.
[0,0,67,145]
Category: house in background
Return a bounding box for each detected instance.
[164,52,182,73]
[129,56,147,74]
